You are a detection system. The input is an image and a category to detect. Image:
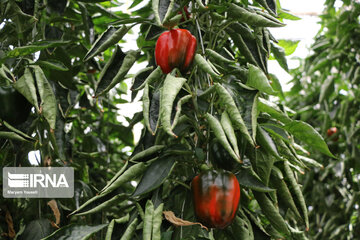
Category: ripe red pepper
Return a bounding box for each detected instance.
[327,127,339,141]
[327,127,337,137]
[191,169,241,229]
[155,29,197,74]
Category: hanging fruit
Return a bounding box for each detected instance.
[191,169,241,229]
[155,28,197,74]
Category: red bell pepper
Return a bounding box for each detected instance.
[191,169,241,229]
[155,28,197,74]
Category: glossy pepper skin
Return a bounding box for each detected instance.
[191,170,241,229]
[0,85,31,125]
[155,29,197,74]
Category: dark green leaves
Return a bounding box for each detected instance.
[84,26,130,61]
[33,66,57,129]
[6,40,70,58]
[95,46,139,96]
[13,68,39,112]
[18,219,52,240]
[236,168,275,192]
[271,42,288,72]
[132,156,176,196]
[42,224,108,240]
[284,121,335,158]
[228,3,285,27]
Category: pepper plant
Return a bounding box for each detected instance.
[287,1,360,239]
[0,0,333,239]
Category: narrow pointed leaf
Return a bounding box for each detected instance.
[84,26,129,61]
[215,83,255,146]
[221,111,240,157]
[33,66,57,129]
[284,120,335,158]
[41,224,108,240]
[247,64,276,95]
[13,68,39,112]
[252,191,290,237]
[95,47,139,96]
[206,113,241,163]
[132,156,176,197]
[228,3,285,27]
[143,83,152,134]
[236,168,275,192]
[6,40,70,58]
[160,74,187,137]
[172,95,191,130]
[36,60,69,71]
[258,97,292,124]
[271,43,288,72]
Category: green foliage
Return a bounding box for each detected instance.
[287,1,360,239]
[0,0,332,239]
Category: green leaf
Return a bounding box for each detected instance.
[32,66,57,129]
[277,39,300,56]
[283,120,335,158]
[256,149,275,186]
[0,131,28,142]
[206,113,241,163]
[84,26,129,61]
[215,83,255,146]
[226,27,266,72]
[271,42,288,72]
[143,200,154,240]
[36,60,69,71]
[3,121,34,141]
[236,168,275,192]
[160,74,187,137]
[252,191,290,237]
[256,126,280,160]
[20,219,52,240]
[278,9,301,21]
[132,156,176,196]
[258,97,292,124]
[283,161,309,230]
[251,92,260,141]
[6,40,70,58]
[120,218,138,240]
[319,76,334,103]
[221,111,240,157]
[152,0,162,25]
[269,74,284,100]
[247,64,277,95]
[0,64,14,83]
[99,162,146,196]
[74,194,127,216]
[13,68,39,112]
[95,46,139,96]
[41,224,108,240]
[152,203,164,240]
[270,174,303,222]
[228,3,285,27]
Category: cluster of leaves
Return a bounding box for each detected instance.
[0,0,334,240]
[287,0,360,239]
[0,0,136,239]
